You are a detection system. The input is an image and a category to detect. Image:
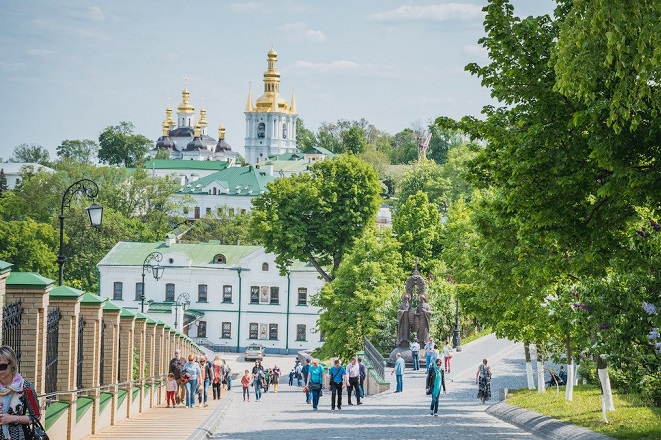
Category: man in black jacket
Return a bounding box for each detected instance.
[169,349,185,405]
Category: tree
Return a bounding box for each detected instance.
[391,191,443,273]
[341,125,367,155]
[56,139,99,164]
[295,118,316,152]
[0,169,7,196]
[154,148,171,160]
[426,125,462,164]
[388,128,418,164]
[10,143,51,165]
[181,210,257,245]
[251,154,382,282]
[0,218,59,278]
[98,121,152,167]
[314,227,404,361]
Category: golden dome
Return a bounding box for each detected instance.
[199,107,208,127]
[162,120,170,136]
[193,122,201,137]
[165,106,176,127]
[178,85,194,113]
[218,121,226,140]
[255,47,289,112]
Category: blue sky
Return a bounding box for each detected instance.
[0,0,555,161]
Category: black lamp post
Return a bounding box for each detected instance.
[141,252,164,313]
[57,179,103,286]
[453,298,461,350]
[173,292,190,330]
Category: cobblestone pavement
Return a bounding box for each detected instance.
[211,335,546,440]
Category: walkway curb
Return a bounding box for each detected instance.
[486,402,615,440]
[188,391,234,440]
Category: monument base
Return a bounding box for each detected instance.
[389,346,413,364]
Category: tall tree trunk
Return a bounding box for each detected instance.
[565,334,574,401]
[596,354,615,423]
[524,341,535,390]
[536,344,546,393]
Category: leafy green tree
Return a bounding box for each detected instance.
[0,218,58,278]
[10,143,51,165]
[154,149,171,160]
[56,139,99,164]
[182,210,257,245]
[394,161,450,213]
[341,125,367,155]
[315,227,404,361]
[388,128,418,164]
[295,118,316,152]
[391,191,443,273]
[98,122,152,167]
[251,154,382,282]
[0,169,7,196]
[316,122,342,153]
[426,125,462,165]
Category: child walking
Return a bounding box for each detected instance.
[241,370,251,401]
[166,373,177,408]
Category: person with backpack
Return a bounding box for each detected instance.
[475,358,493,404]
[426,358,447,416]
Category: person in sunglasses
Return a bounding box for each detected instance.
[0,345,41,438]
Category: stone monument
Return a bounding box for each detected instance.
[390,263,431,363]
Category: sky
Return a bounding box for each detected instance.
[0,0,556,161]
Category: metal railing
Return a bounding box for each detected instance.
[363,336,386,381]
[2,301,23,369]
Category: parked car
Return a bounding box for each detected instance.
[245,344,265,361]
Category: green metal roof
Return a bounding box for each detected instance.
[6,272,54,288]
[98,241,262,267]
[0,260,12,274]
[142,159,230,172]
[302,146,335,156]
[266,159,310,174]
[102,301,122,312]
[50,285,84,300]
[120,309,137,319]
[176,165,276,196]
[267,152,304,161]
[80,292,106,305]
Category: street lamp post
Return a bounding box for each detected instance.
[141,252,164,313]
[453,298,461,350]
[57,179,103,286]
[173,292,190,330]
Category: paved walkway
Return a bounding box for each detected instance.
[86,335,611,440]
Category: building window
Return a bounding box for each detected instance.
[198,321,207,338]
[250,286,260,304]
[270,287,279,305]
[214,254,226,264]
[249,323,259,339]
[194,207,200,219]
[165,283,175,302]
[297,288,307,306]
[223,285,232,303]
[269,324,278,340]
[222,322,231,339]
[113,282,123,300]
[212,188,217,195]
[257,123,265,138]
[283,123,287,139]
[296,324,306,341]
[261,262,269,271]
[135,282,144,301]
[198,284,208,302]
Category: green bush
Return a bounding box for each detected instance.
[576,358,598,385]
[641,372,661,407]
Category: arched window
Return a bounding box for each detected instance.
[214,254,227,264]
[257,123,265,138]
[212,187,217,195]
[262,262,269,271]
[283,123,287,139]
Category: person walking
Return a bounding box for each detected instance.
[476,358,493,404]
[442,340,453,373]
[253,367,266,402]
[410,338,421,371]
[306,358,325,411]
[182,354,201,408]
[426,358,447,416]
[169,349,186,405]
[272,365,281,393]
[166,373,177,408]
[357,356,367,399]
[212,356,223,400]
[346,357,362,405]
[241,370,251,401]
[424,337,434,373]
[391,352,405,392]
[301,358,311,404]
[0,345,41,439]
[327,359,346,410]
[199,355,213,406]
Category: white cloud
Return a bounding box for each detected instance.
[370,3,483,22]
[27,49,54,57]
[279,22,325,42]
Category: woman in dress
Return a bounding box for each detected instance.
[305,359,325,411]
[426,358,446,416]
[0,345,41,439]
[475,358,493,404]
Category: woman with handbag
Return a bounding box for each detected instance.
[425,358,446,417]
[441,340,454,373]
[305,359,325,411]
[182,354,201,408]
[0,345,43,439]
[475,358,493,404]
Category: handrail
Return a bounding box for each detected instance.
[363,337,386,381]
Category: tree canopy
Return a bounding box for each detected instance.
[98,121,152,167]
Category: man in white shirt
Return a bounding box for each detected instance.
[346,357,362,405]
[410,338,421,371]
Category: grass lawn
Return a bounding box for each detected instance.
[506,385,661,440]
